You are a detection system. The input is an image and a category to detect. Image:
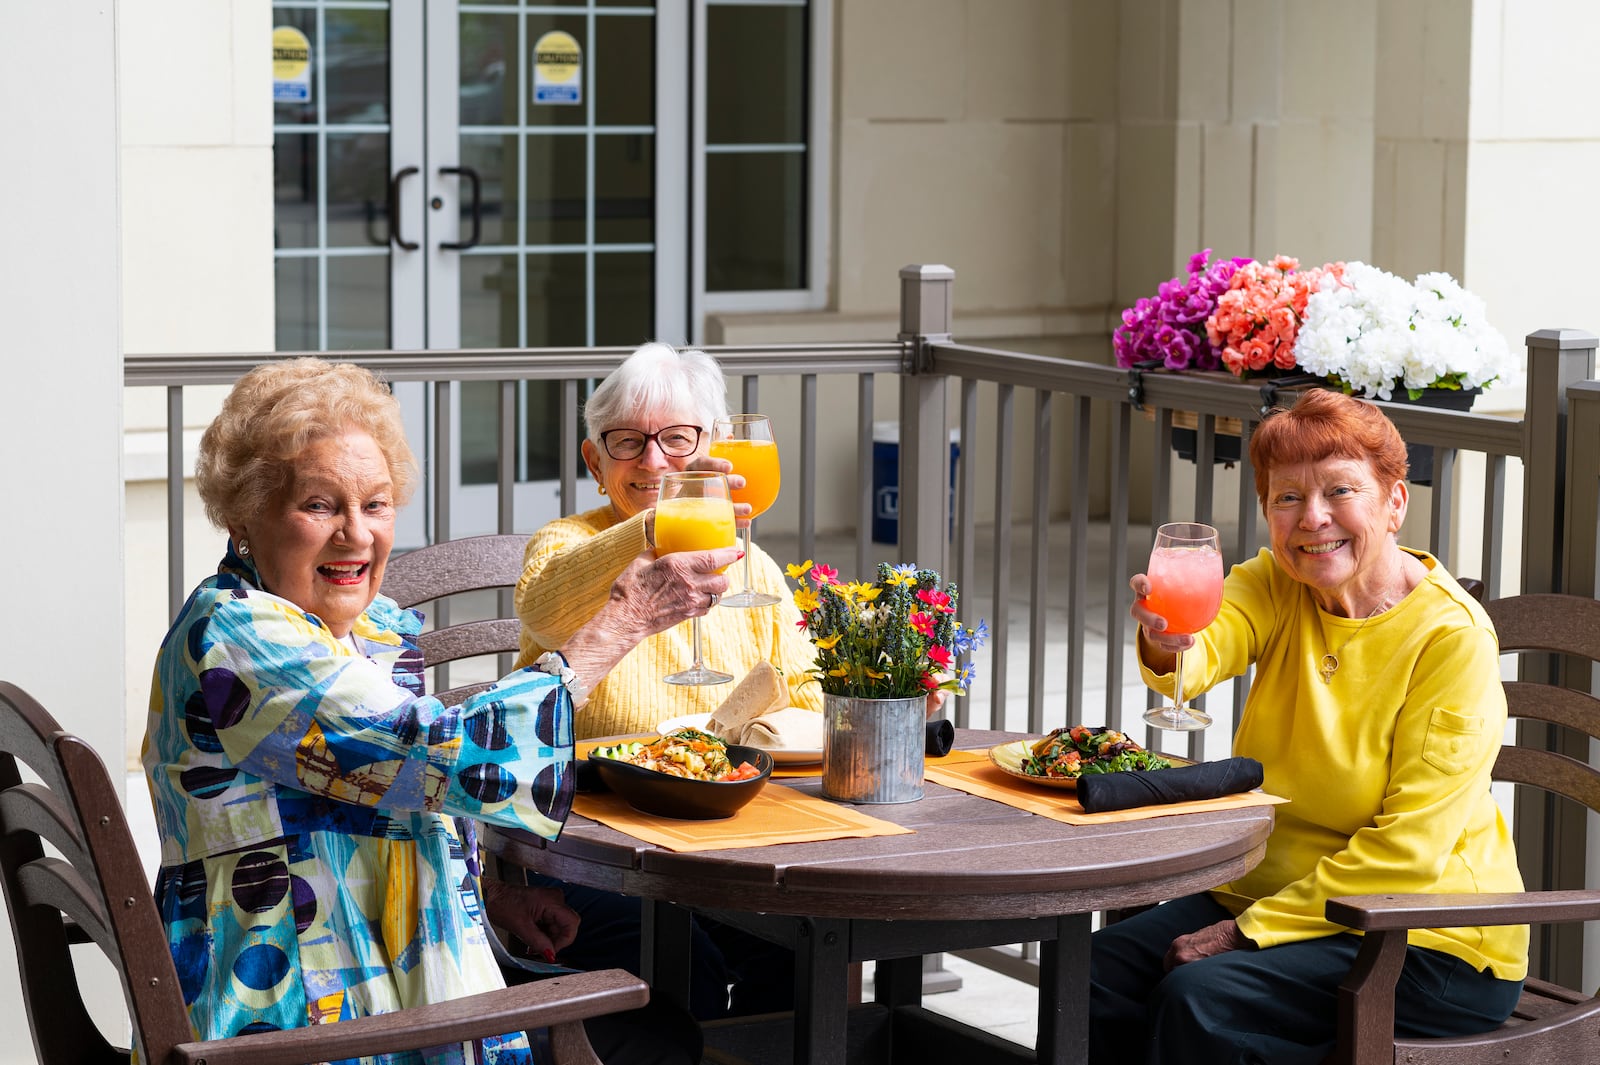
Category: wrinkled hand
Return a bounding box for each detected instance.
[481,877,579,962]
[611,548,739,635]
[1130,572,1195,656]
[687,455,753,525]
[1163,918,1251,972]
[924,683,949,720]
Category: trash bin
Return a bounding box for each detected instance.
[871,421,960,544]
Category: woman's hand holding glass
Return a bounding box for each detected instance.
[709,414,782,608]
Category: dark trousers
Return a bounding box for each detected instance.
[503,962,703,1065]
[1089,893,1524,1065]
[521,871,795,1022]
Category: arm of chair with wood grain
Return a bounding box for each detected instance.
[1325,887,1600,1064]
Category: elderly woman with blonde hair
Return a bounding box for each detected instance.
[144,357,720,1065]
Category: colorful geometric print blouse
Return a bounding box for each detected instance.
[143,549,576,1065]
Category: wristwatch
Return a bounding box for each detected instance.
[533,650,588,707]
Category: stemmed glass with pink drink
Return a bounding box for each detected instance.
[1142,522,1224,731]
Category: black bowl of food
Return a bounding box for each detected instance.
[588,729,773,820]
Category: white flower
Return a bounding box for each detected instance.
[1294,262,1513,400]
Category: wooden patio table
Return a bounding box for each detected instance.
[483,728,1274,1065]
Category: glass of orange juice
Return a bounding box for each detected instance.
[709,414,782,608]
[1142,522,1224,730]
[657,470,737,685]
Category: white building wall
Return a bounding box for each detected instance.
[0,2,128,1059]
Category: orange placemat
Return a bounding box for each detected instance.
[573,740,911,852]
[924,755,1287,825]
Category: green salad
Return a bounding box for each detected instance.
[1022,726,1173,779]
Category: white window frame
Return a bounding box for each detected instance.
[691,0,832,337]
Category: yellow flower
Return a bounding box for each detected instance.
[815,633,843,650]
[883,570,917,587]
[845,581,881,603]
[793,587,820,612]
[827,666,850,678]
[786,560,814,580]
[864,667,889,680]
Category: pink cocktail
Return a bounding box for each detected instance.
[1144,522,1224,731]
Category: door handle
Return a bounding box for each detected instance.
[440,165,481,251]
[388,166,420,250]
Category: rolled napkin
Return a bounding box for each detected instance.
[734,706,825,749]
[926,718,954,757]
[1075,756,1264,814]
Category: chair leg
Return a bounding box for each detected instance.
[548,1020,604,1065]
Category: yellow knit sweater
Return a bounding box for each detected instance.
[1142,548,1528,980]
[514,505,824,739]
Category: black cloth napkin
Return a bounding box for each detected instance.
[1076,756,1263,814]
[926,718,954,757]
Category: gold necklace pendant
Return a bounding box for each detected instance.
[1319,600,1390,684]
[1319,653,1340,684]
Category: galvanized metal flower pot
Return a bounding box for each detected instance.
[820,693,924,804]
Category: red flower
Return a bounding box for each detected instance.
[919,671,940,691]
[909,611,935,636]
[810,563,840,585]
[916,588,955,613]
[926,645,954,670]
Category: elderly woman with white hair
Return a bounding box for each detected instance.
[510,342,818,1020]
[514,341,822,739]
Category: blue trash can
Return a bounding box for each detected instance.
[871,421,960,544]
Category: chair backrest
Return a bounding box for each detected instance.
[382,534,531,706]
[1483,593,1600,816]
[0,680,194,1065]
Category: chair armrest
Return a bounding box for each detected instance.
[1327,889,1600,932]
[166,969,648,1065]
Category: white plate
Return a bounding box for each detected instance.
[657,712,824,765]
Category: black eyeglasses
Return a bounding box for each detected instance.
[598,424,703,460]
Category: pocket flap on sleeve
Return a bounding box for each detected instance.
[1422,707,1484,775]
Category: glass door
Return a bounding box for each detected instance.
[272,0,686,542]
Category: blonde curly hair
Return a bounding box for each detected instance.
[195,357,418,529]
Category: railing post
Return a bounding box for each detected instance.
[1565,381,1600,600]
[1520,328,1596,596]
[1515,328,1596,991]
[897,264,954,578]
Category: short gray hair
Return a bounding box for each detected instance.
[583,342,728,440]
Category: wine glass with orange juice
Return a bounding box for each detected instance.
[1141,522,1224,730]
[656,470,737,685]
[709,415,782,608]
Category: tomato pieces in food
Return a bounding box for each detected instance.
[1021,727,1173,779]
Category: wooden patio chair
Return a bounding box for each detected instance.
[1325,592,1600,1064]
[0,679,647,1065]
[383,533,531,706]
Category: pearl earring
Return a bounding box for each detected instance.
[597,485,608,496]
[238,539,250,558]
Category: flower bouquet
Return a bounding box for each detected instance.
[1206,255,1345,378]
[1293,262,1513,401]
[1113,249,1252,371]
[785,560,987,699]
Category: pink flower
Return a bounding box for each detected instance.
[1206,257,1346,378]
[919,671,940,692]
[926,645,954,670]
[809,563,839,585]
[916,588,955,613]
[909,611,935,637]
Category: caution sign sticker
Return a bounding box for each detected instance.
[532,30,582,106]
[273,25,313,103]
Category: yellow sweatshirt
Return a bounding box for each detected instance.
[514,506,823,739]
[1141,547,1528,980]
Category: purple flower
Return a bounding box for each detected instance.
[1115,250,1253,372]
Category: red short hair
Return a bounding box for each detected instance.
[1248,389,1408,504]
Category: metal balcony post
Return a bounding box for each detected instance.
[897,265,954,578]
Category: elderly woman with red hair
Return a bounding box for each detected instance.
[1091,389,1528,1065]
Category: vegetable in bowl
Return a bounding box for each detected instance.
[592,728,763,782]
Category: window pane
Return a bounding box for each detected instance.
[274,133,317,249]
[461,13,518,126]
[325,8,390,125]
[326,255,389,349]
[276,257,318,351]
[706,152,805,291]
[460,381,501,485]
[461,254,520,348]
[527,17,588,128]
[595,14,652,127]
[594,134,652,244]
[527,134,587,245]
[461,134,520,247]
[272,7,316,126]
[594,252,653,346]
[525,253,588,346]
[707,5,806,144]
[326,132,391,248]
